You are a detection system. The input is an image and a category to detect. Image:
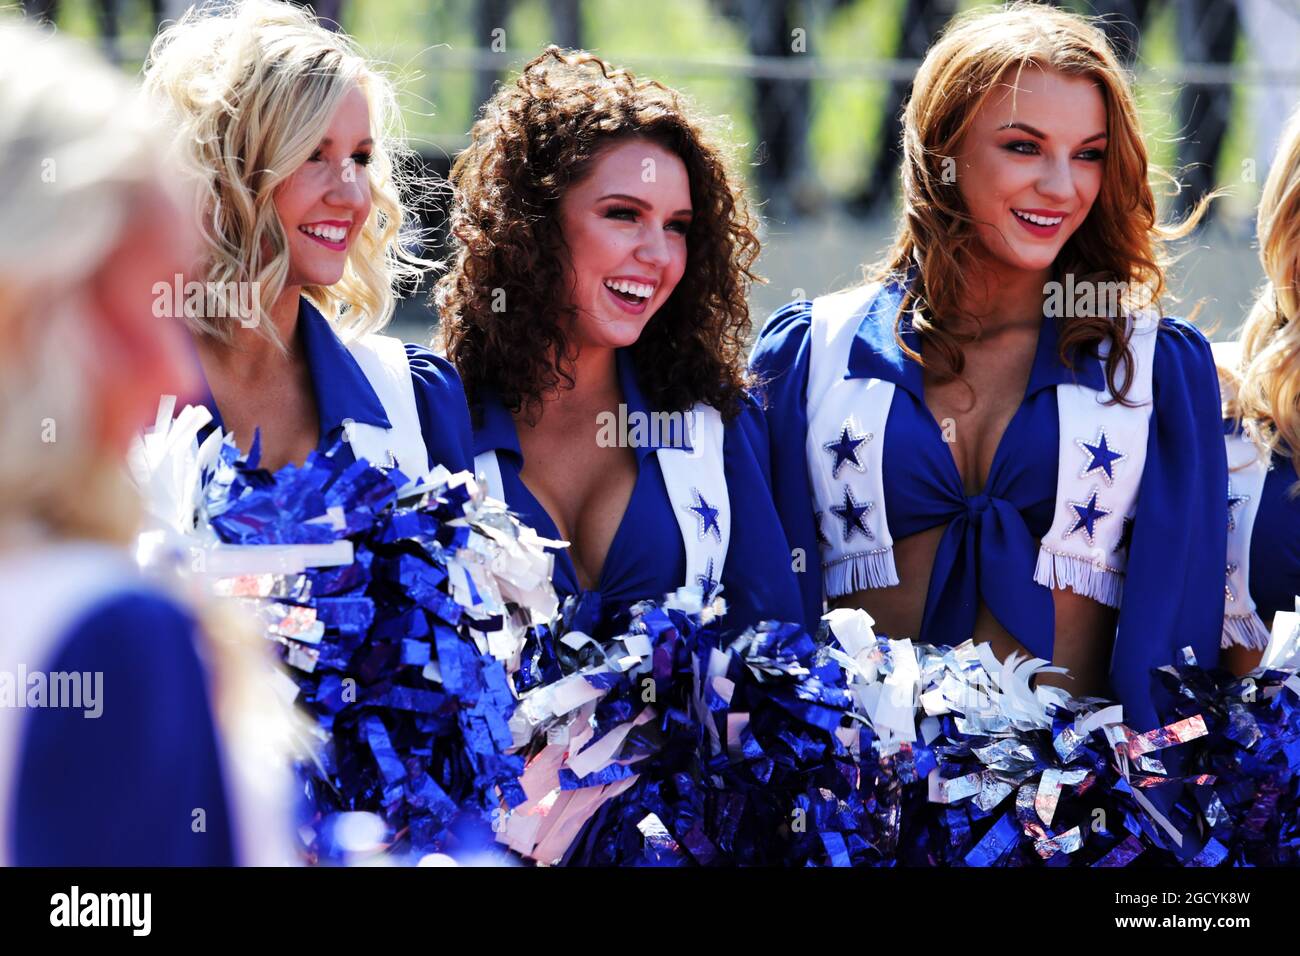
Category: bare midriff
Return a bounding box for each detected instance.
[830,522,1117,696]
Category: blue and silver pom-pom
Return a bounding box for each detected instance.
[504,600,1300,866]
[130,398,561,865]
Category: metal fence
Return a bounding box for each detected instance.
[22,1,1300,200]
[18,0,1300,334]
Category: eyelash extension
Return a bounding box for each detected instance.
[308,150,375,167]
[607,206,690,233]
[1005,141,1105,161]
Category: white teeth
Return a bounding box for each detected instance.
[1013,209,1064,227]
[604,279,654,299]
[299,224,348,242]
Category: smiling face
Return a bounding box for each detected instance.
[956,65,1108,277]
[555,137,693,350]
[273,83,373,289]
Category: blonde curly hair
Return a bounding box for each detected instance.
[142,0,432,348]
[1221,103,1300,483]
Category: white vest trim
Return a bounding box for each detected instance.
[1222,427,1272,650]
[806,283,1157,609]
[1212,344,1272,651]
[344,333,430,491]
[474,402,730,599]
[1032,311,1157,607]
[806,285,900,597]
[659,403,730,599]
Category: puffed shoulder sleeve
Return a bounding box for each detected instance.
[714,390,807,629]
[748,301,824,630]
[406,343,475,474]
[1110,317,1227,732]
[732,390,774,485]
[12,591,237,865]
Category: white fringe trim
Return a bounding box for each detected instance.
[1221,612,1271,651]
[824,548,899,598]
[1033,548,1124,609]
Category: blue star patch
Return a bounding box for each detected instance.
[831,486,874,542]
[1076,428,1126,486]
[1063,488,1111,545]
[823,418,872,479]
[696,557,721,600]
[682,488,722,542]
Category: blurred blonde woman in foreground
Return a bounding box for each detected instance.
[0,18,291,866]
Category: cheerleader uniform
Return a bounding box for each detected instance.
[1220,429,1295,649]
[471,347,804,635]
[751,279,1227,732]
[0,541,288,865]
[192,298,475,480]
[1217,341,1298,650]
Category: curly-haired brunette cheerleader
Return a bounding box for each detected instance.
[439,47,803,634]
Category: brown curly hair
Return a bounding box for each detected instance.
[437,47,760,423]
[876,2,1210,401]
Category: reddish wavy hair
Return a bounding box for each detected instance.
[876,2,1210,400]
[437,47,760,422]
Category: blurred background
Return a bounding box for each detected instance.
[8,0,1300,344]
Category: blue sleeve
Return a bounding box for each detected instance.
[11,591,236,866]
[1110,317,1228,732]
[406,343,475,474]
[716,394,806,630]
[748,301,825,630]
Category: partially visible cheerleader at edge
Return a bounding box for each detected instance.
[0,19,293,865]
[438,48,804,635]
[750,2,1227,733]
[141,0,473,479]
[1216,103,1300,675]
